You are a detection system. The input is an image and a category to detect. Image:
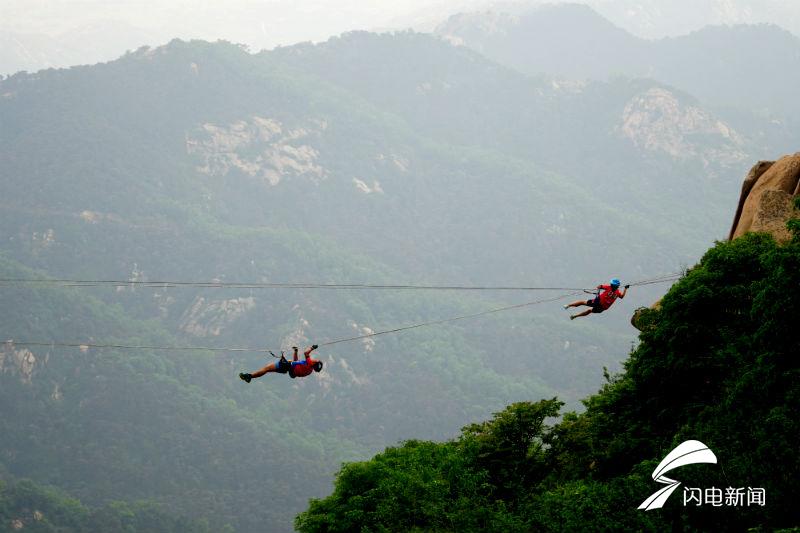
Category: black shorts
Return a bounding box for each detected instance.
[587,298,605,313]
[275,358,291,374]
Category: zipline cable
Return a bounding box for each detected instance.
[0,271,683,292]
[4,274,681,354]
[0,278,590,292]
[6,292,584,354]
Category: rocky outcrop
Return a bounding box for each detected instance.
[1,341,37,384]
[633,152,800,331]
[631,304,660,331]
[728,153,800,242]
[179,296,256,337]
[186,116,328,186]
[619,87,747,170]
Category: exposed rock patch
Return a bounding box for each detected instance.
[729,153,800,242]
[186,116,327,186]
[348,322,376,352]
[353,178,384,194]
[179,296,256,337]
[1,342,37,384]
[619,87,746,169]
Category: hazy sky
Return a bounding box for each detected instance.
[4,0,800,43]
[2,1,799,75]
[0,0,485,47]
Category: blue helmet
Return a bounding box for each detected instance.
[610,278,621,287]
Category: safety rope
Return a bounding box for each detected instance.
[319,291,584,347]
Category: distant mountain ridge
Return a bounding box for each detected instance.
[0,22,162,76]
[436,3,800,121]
[584,0,800,40]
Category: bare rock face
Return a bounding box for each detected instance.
[1,342,37,384]
[631,305,653,331]
[729,153,800,242]
[186,116,328,186]
[633,152,800,331]
[179,296,256,337]
[619,87,747,171]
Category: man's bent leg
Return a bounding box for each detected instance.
[570,308,593,320]
[565,299,591,308]
[251,361,278,379]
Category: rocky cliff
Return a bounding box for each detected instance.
[633,152,800,330]
[729,153,800,242]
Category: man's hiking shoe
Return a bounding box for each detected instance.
[563,304,569,310]
[239,373,252,383]
[569,315,576,321]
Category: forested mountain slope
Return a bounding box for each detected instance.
[297,197,800,532]
[0,33,776,531]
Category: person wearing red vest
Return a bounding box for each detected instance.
[564,278,629,320]
[239,345,323,383]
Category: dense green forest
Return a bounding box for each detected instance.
[0,474,215,532]
[0,255,367,532]
[296,207,800,532]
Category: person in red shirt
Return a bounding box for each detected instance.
[239,345,323,383]
[564,278,629,320]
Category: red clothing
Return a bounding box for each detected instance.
[597,284,624,309]
[290,349,319,378]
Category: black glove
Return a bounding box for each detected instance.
[311,344,319,350]
[624,284,630,289]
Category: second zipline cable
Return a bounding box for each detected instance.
[5,273,681,354]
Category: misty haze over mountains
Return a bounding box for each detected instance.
[1,2,799,532]
[437,3,800,123]
[2,0,800,75]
